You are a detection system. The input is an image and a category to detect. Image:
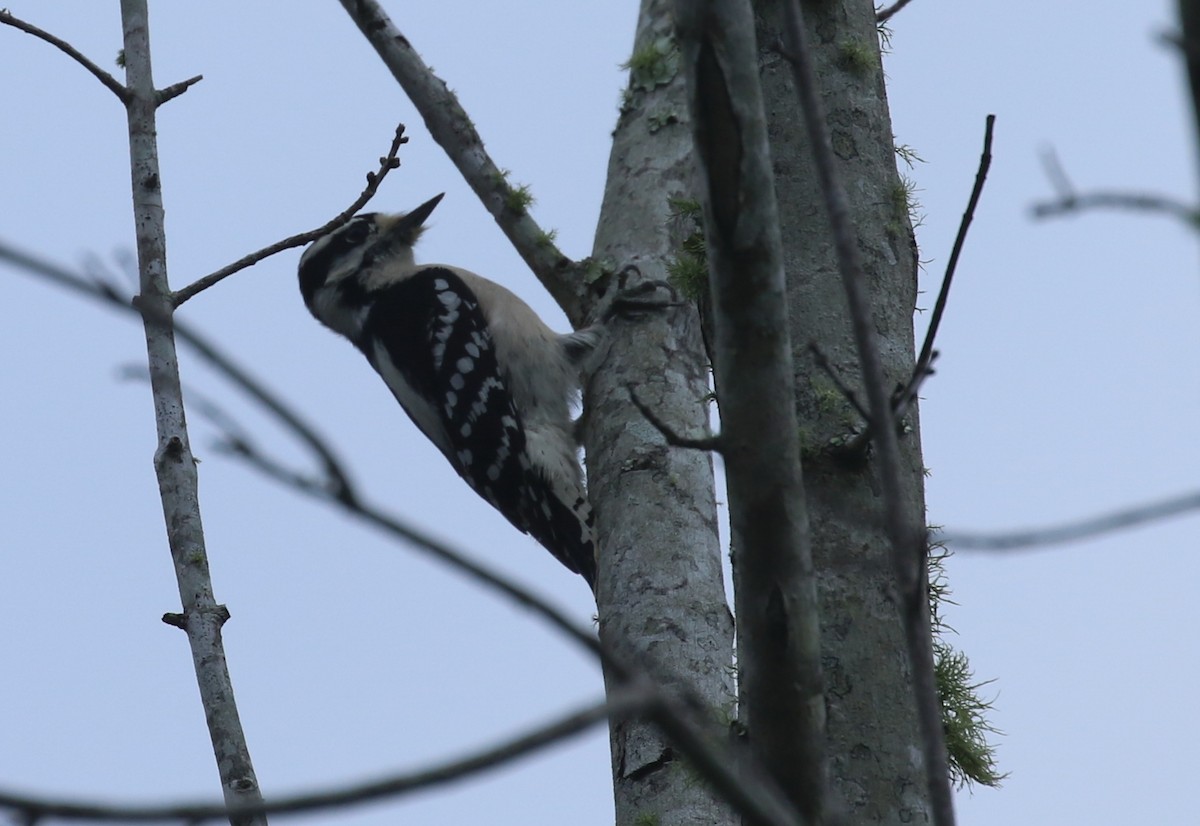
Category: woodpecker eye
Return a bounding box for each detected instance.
[342,221,370,246]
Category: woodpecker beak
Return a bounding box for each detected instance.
[391,192,444,237]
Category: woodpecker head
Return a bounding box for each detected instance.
[298,193,445,322]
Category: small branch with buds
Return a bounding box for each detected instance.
[171,123,409,307]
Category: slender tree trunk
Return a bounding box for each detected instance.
[587,2,737,825]
[120,2,265,823]
[674,1,828,822]
[753,0,932,822]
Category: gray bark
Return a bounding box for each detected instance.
[674,1,827,823]
[120,2,265,823]
[753,0,932,822]
[587,2,737,825]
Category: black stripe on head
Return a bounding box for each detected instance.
[298,213,380,307]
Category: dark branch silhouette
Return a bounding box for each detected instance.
[0,689,650,823]
[876,0,917,22]
[781,3,956,825]
[0,242,358,504]
[1032,148,1199,224]
[807,342,870,422]
[3,241,807,826]
[894,114,996,421]
[628,386,723,451]
[0,10,129,102]
[171,123,409,306]
[157,74,204,105]
[939,489,1200,551]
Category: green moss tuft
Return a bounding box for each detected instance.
[837,39,875,77]
[929,544,1007,789]
[505,182,535,215]
[623,35,680,91]
[665,197,709,300]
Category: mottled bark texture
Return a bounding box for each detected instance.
[753,0,932,823]
[587,2,738,825]
[674,1,827,823]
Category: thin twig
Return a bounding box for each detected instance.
[876,0,916,22]
[0,10,130,102]
[1032,191,1199,223]
[1032,148,1199,224]
[939,489,1200,551]
[781,4,956,825]
[170,123,409,307]
[0,688,650,823]
[157,73,203,106]
[628,387,723,451]
[807,342,870,421]
[222,430,803,826]
[1171,5,1200,181]
[0,242,359,504]
[210,411,606,656]
[5,242,806,826]
[895,115,996,419]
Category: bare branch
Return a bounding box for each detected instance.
[781,3,956,825]
[0,688,650,823]
[939,489,1200,551]
[895,115,996,419]
[118,2,266,819]
[220,430,805,826]
[808,342,870,422]
[628,387,723,451]
[1033,191,1198,222]
[876,0,917,22]
[1163,8,1200,182]
[0,9,130,102]
[195,398,606,656]
[334,0,587,325]
[171,123,409,306]
[157,73,203,106]
[6,236,806,826]
[1031,148,1199,224]
[0,242,359,504]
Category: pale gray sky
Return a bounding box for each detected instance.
[2,2,1197,824]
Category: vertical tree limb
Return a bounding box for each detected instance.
[119,2,266,823]
[674,1,827,822]
[781,2,954,824]
[750,0,936,820]
[586,2,739,824]
[1177,0,1200,182]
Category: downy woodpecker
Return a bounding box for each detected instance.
[298,194,599,589]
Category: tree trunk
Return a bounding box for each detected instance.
[754,0,932,822]
[587,2,738,825]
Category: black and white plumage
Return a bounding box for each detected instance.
[298,194,599,589]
